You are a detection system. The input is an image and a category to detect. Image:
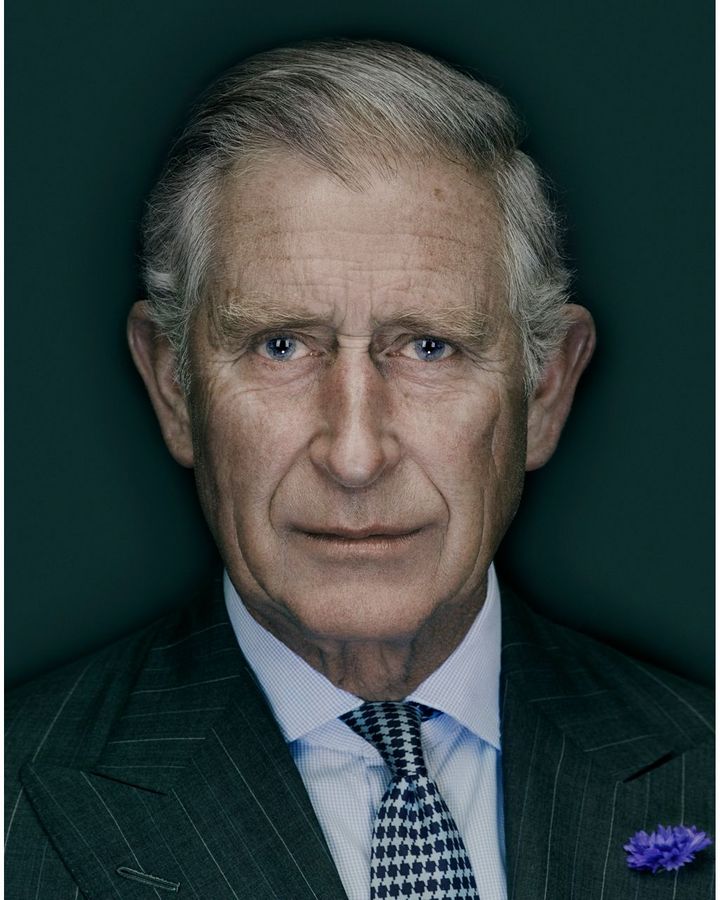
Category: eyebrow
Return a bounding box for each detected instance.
[374,307,498,348]
[207,292,499,350]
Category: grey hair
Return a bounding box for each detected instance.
[142,39,571,393]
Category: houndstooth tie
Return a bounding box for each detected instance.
[340,701,481,900]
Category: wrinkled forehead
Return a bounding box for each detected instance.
[205,152,508,329]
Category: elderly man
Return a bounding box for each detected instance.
[6,40,713,900]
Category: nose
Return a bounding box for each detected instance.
[309,349,402,489]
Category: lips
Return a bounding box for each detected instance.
[300,525,422,540]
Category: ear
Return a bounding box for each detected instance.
[127,301,194,468]
[525,304,596,471]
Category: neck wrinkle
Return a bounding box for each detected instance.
[278,578,488,700]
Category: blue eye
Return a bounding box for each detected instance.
[413,337,449,361]
[264,336,297,360]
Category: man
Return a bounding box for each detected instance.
[6,40,713,899]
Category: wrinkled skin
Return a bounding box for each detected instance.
[129,155,595,699]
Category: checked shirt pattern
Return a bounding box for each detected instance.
[340,701,481,900]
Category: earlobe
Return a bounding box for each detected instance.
[127,301,195,468]
[525,304,596,471]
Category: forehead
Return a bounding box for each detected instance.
[207,153,506,324]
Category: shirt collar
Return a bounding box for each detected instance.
[406,566,501,750]
[224,565,501,750]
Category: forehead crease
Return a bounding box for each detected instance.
[213,239,489,298]
[216,233,490,280]
[230,228,499,277]
[218,232,497,289]
[231,264,485,302]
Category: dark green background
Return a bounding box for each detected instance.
[7,0,713,686]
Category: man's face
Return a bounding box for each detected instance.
[185,156,529,644]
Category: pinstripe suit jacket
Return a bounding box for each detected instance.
[6,582,714,899]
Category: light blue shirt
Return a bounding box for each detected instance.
[224,566,507,900]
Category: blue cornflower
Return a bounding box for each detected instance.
[624,824,712,873]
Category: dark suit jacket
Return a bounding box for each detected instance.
[5,582,714,899]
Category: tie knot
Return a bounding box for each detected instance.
[340,701,433,778]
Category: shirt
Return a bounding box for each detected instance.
[224,567,507,900]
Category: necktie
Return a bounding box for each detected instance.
[340,701,481,900]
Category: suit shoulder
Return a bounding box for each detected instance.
[5,620,160,782]
[558,615,709,703]
[5,581,223,778]
[502,588,714,744]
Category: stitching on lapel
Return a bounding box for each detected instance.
[116,866,180,892]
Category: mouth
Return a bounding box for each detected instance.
[301,525,423,541]
[294,525,425,555]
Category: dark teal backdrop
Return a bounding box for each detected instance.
[6,0,713,686]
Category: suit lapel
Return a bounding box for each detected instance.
[21,587,348,900]
[500,589,714,900]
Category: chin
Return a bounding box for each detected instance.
[285,588,441,644]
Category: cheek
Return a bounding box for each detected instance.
[399,382,525,498]
[433,392,527,570]
[190,379,313,526]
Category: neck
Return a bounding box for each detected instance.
[247,579,487,700]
